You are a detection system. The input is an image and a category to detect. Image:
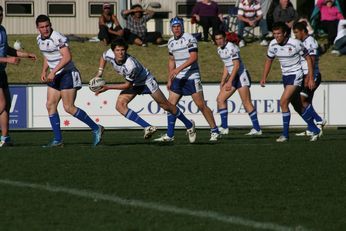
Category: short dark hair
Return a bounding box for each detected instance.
[0,6,3,12]
[36,14,51,26]
[212,30,226,41]
[272,22,289,35]
[131,4,142,9]
[111,38,129,51]
[293,21,308,34]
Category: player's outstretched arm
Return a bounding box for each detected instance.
[260,58,273,87]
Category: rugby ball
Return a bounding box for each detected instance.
[89,76,106,92]
[14,40,23,50]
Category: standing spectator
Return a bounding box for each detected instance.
[237,0,269,47]
[36,15,104,147]
[121,4,166,46]
[317,0,344,48]
[191,0,223,42]
[98,2,124,45]
[273,0,299,31]
[0,5,37,147]
[331,19,346,55]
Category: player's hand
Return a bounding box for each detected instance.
[95,85,108,96]
[40,73,47,82]
[27,53,37,61]
[307,78,316,90]
[225,83,232,91]
[169,69,179,80]
[7,57,20,65]
[260,78,266,87]
[166,79,172,90]
[46,72,55,82]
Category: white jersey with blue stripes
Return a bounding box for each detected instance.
[168,32,200,80]
[217,42,246,75]
[37,31,75,74]
[267,37,307,76]
[300,35,320,75]
[103,49,150,86]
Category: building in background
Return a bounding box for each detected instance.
[1,0,298,35]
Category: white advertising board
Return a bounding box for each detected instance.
[31,83,330,129]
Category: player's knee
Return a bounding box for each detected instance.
[116,101,127,114]
[216,96,224,105]
[63,104,75,114]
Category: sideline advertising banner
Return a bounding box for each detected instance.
[31,84,328,129]
[9,86,27,129]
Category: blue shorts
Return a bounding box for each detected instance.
[120,77,159,95]
[232,70,251,89]
[282,72,303,88]
[0,71,9,89]
[300,73,322,100]
[48,68,82,91]
[170,78,203,96]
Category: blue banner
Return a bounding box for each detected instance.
[9,86,27,129]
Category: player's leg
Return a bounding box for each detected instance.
[61,88,103,146]
[151,88,196,143]
[216,86,235,135]
[0,86,11,147]
[44,86,63,146]
[191,91,220,141]
[298,90,321,140]
[277,85,298,142]
[116,92,156,139]
[237,86,262,135]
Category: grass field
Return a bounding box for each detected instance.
[6,35,346,84]
[1,128,346,231]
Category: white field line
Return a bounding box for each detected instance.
[0,179,307,231]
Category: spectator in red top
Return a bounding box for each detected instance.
[317,0,344,47]
[192,0,223,42]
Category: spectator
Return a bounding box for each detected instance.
[98,3,124,45]
[273,0,298,31]
[121,4,166,46]
[317,0,344,47]
[237,0,269,47]
[331,19,346,55]
[191,0,223,42]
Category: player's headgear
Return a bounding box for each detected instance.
[170,16,184,32]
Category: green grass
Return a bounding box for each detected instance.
[1,128,346,230]
[6,35,346,84]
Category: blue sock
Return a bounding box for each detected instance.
[174,108,193,129]
[302,105,320,133]
[167,113,177,137]
[211,127,219,134]
[125,109,150,128]
[282,111,291,138]
[248,109,261,131]
[73,108,99,131]
[218,108,228,129]
[49,113,62,142]
[307,104,323,123]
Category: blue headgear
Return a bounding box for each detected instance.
[170,16,184,33]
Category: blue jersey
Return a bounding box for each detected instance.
[0,25,8,71]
